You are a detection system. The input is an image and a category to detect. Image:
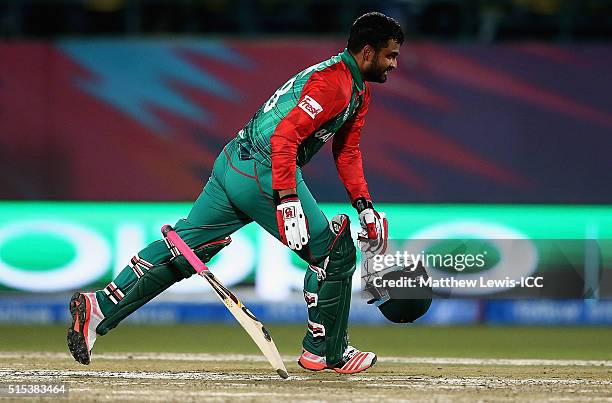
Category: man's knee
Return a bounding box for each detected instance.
[166,218,232,278]
[169,237,232,278]
[326,214,357,280]
[306,214,356,281]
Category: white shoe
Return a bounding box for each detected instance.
[298,345,377,374]
[67,292,104,365]
[333,346,377,374]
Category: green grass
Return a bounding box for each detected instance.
[1,324,610,360]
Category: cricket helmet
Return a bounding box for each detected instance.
[366,262,432,323]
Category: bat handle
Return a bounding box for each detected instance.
[160,224,209,275]
[161,224,174,237]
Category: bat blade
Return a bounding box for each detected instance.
[161,225,288,379]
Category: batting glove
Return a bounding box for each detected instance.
[354,197,388,255]
[276,194,309,250]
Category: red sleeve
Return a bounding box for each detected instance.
[271,67,351,191]
[332,84,371,203]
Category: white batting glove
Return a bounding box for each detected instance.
[276,195,309,250]
[354,197,388,255]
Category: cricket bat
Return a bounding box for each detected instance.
[161,225,289,379]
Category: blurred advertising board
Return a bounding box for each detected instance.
[0,202,610,300]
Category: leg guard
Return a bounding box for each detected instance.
[302,214,356,367]
[302,269,325,356]
[95,235,230,335]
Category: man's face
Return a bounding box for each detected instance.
[363,39,401,83]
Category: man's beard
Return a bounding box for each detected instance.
[363,59,389,83]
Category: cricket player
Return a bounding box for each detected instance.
[68,12,403,374]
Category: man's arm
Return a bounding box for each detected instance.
[333,86,386,248]
[332,85,372,204]
[271,67,351,192]
[271,67,352,250]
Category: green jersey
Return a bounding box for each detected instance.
[234,48,371,200]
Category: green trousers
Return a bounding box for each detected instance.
[95,139,340,357]
[186,140,335,262]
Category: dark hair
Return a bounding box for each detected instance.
[347,12,404,53]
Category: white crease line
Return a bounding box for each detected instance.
[0,368,308,381]
[0,352,610,367]
[0,369,610,387]
[380,356,612,367]
[347,376,612,386]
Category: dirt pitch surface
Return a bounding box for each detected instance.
[0,352,610,402]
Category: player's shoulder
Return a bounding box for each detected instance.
[316,60,351,83]
[307,61,353,100]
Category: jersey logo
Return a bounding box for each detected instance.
[314,128,334,143]
[298,95,323,119]
[283,206,296,219]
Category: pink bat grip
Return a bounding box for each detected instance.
[161,224,209,275]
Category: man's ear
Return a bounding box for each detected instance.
[362,44,375,62]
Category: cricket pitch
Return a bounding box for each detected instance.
[0,324,610,401]
[1,352,611,402]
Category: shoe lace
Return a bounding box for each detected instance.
[342,346,359,362]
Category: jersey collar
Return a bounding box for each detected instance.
[341,49,365,94]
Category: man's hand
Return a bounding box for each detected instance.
[354,197,388,255]
[276,191,309,250]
